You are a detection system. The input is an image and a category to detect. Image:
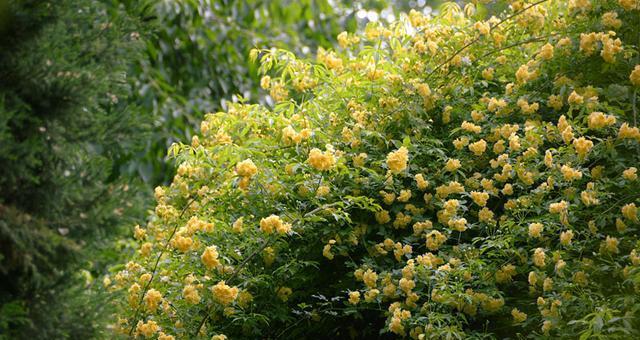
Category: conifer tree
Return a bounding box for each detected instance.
[0,0,149,337]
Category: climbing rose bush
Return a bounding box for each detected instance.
[109,0,640,338]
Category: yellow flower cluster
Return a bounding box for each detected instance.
[307,147,336,171]
[386,146,409,174]
[114,3,640,338]
[236,159,258,177]
[211,281,239,306]
[259,214,291,235]
[201,245,220,269]
[282,125,312,144]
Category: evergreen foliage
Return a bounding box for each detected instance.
[0,0,149,337]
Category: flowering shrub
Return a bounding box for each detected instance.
[110,0,640,338]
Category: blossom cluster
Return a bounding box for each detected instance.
[110,1,640,338]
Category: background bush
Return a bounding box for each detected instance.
[127,0,429,186]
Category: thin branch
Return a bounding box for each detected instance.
[427,0,550,80]
[128,198,195,336]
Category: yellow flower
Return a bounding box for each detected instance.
[538,43,554,60]
[448,218,467,232]
[631,65,640,86]
[619,123,640,140]
[579,32,599,56]
[533,248,546,267]
[468,139,487,156]
[259,214,291,235]
[232,217,244,233]
[363,269,378,288]
[630,249,640,266]
[567,90,584,105]
[375,210,391,224]
[487,97,507,112]
[474,21,491,36]
[364,289,379,302]
[140,242,152,257]
[569,0,592,11]
[353,153,367,167]
[380,191,395,205]
[399,278,415,293]
[425,230,447,250]
[549,201,569,214]
[212,281,239,305]
[444,159,462,172]
[262,247,276,266]
[158,332,175,340]
[337,31,349,48]
[136,320,159,338]
[517,98,539,115]
[560,230,574,246]
[348,291,361,304]
[622,203,638,222]
[270,81,289,102]
[602,11,622,29]
[276,287,293,301]
[201,246,220,270]
[386,146,409,174]
[461,121,482,133]
[581,190,599,206]
[470,191,489,207]
[528,271,538,286]
[478,207,495,223]
[482,67,494,80]
[260,75,271,89]
[236,159,258,177]
[397,189,412,202]
[528,223,544,238]
[183,284,201,304]
[311,183,329,198]
[511,308,527,323]
[548,94,563,110]
[561,165,582,182]
[619,0,640,11]
[133,224,146,240]
[415,173,429,190]
[588,111,616,129]
[322,240,336,260]
[573,271,588,286]
[393,212,412,229]
[212,335,228,340]
[602,236,620,254]
[572,137,593,158]
[623,167,638,181]
[515,64,532,83]
[144,289,163,312]
[308,147,336,171]
[542,320,553,334]
[173,235,193,252]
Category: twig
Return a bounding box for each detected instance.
[128,198,195,335]
[427,0,550,80]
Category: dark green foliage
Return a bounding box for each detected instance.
[0,0,149,337]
